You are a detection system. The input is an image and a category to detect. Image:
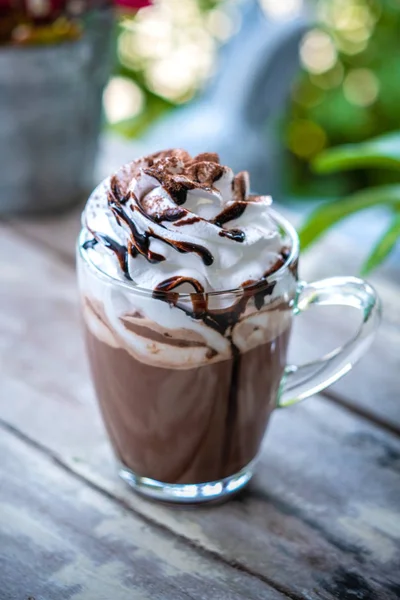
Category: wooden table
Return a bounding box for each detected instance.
[1,173,400,599]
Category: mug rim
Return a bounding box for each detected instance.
[77,208,299,299]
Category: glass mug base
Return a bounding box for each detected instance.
[118,460,256,504]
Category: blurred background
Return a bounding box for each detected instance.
[104,0,400,197]
[1,0,399,272]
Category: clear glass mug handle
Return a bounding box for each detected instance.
[278,276,381,408]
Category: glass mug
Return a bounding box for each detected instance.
[77,211,380,503]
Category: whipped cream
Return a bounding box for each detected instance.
[79,150,296,368]
[83,149,285,294]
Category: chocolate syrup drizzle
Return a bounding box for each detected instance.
[219,228,245,242]
[97,234,132,279]
[153,276,207,316]
[110,174,130,205]
[212,201,247,227]
[85,151,254,279]
[84,150,287,467]
[83,239,98,250]
[153,272,278,467]
[173,216,201,227]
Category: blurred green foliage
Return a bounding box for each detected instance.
[300,131,400,273]
[107,0,400,208]
[287,0,400,195]
[106,0,227,137]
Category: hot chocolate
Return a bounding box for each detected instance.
[78,149,297,497]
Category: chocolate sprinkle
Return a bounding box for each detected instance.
[87,149,281,288]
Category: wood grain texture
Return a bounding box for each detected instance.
[9,204,400,431]
[298,233,400,326]
[11,204,82,262]
[290,307,400,434]
[1,225,400,599]
[0,427,286,600]
[279,206,400,324]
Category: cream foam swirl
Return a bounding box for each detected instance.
[83,149,285,294]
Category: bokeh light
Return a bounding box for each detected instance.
[287,119,327,159]
[287,0,400,184]
[318,0,378,56]
[260,0,303,20]
[300,30,337,75]
[115,0,232,116]
[291,80,324,109]
[145,40,214,103]
[343,68,380,107]
[206,7,238,41]
[310,61,344,90]
[27,0,50,17]
[104,76,145,124]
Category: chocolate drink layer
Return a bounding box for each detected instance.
[79,149,298,484]
[83,305,291,483]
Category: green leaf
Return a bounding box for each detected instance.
[300,184,400,250]
[361,212,400,275]
[312,131,400,173]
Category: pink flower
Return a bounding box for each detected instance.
[114,0,151,9]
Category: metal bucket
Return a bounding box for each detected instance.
[0,9,113,215]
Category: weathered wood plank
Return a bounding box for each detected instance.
[298,232,400,327]
[278,205,400,318]
[0,427,285,600]
[290,305,400,434]
[8,205,400,431]
[10,203,82,262]
[1,225,400,599]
